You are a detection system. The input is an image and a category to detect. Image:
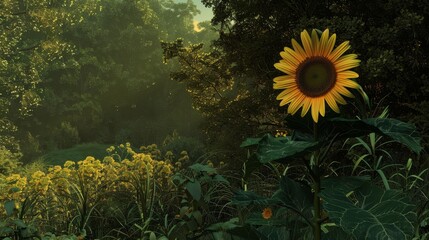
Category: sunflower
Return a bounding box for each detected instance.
[262,207,273,220]
[274,29,361,123]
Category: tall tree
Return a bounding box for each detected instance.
[0,0,100,152]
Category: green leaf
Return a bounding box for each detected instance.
[4,200,15,216]
[212,174,230,184]
[188,163,217,174]
[364,118,422,153]
[12,219,27,228]
[240,137,264,147]
[9,187,20,193]
[325,118,422,154]
[322,226,355,240]
[192,210,203,225]
[242,134,318,163]
[321,182,416,240]
[273,176,312,217]
[185,181,201,201]
[207,218,241,231]
[0,225,14,236]
[321,176,371,196]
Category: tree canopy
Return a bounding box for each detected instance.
[163,0,429,152]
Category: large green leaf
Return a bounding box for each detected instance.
[241,134,319,163]
[322,226,355,240]
[321,181,416,240]
[273,176,312,218]
[324,118,422,154]
[363,118,422,153]
[233,176,313,216]
[321,176,371,196]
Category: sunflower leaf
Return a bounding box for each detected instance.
[241,134,318,163]
[274,176,313,217]
[321,181,416,240]
[322,118,422,154]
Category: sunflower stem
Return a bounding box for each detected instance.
[312,122,322,240]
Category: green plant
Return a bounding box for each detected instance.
[153,163,232,240]
[222,28,424,240]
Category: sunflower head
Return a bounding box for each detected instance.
[274,29,361,123]
[262,207,273,220]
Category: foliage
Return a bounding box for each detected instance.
[235,90,424,239]
[163,0,429,162]
[0,0,100,152]
[153,163,232,240]
[0,0,213,160]
[0,146,22,177]
[0,142,182,239]
[18,0,207,153]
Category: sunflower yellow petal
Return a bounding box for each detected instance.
[319,97,325,117]
[300,30,313,56]
[323,33,336,57]
[319,29,330,56]
[276,87,298,100]
[301,98,311,117]
[329,41,350,62]
[291,39,307,60]
[273,75,295,83]
[337,79,360,89]
[325,93,340,113]
[336,85,355,98]
[336,53,358,63]
[331,90,347,105]
[278,89,300,104]
[288,94,305,115]
[284,47,305,63]
[311,29,320,56]
[274,80,296,89]
[280,51,300,67]
[311,99,320,123]
[337,70,359,79]
[336,60,361,72]
[274,63,295,75]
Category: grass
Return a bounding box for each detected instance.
[40,143,110,166]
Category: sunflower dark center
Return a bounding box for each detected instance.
[296,57,337,97]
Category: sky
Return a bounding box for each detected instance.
[175,0,214,22]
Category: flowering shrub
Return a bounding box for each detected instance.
[0,143,180,238]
